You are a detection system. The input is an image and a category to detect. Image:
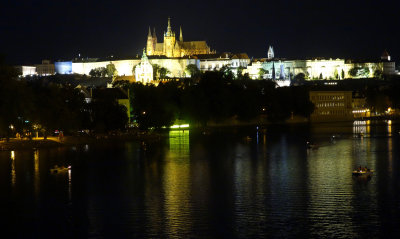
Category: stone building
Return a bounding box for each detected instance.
[309,91,353,122]
[146,18,214,57]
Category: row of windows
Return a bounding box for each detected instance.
[317,110,350,115]
[311,95,345,100]
[316,102,345,107]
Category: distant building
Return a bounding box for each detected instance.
[198,52,250,73]
[35,60,55,76]
[309,91,353,122]
[352,93,370,118]
[15,66,36,77]
[55,61,72,74]
[146,18,214,57]
[135,50,153,84]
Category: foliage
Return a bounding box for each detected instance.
[0,60,127,139]
[106,63,118,78]
[258,68,268,79]
[159,67,170,79]
[89,67,107,77]
[185,64,201,78]
[292,73,306,85]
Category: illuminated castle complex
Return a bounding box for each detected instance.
[146,18,214,57]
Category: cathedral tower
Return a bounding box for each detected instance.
[146,27,154,55]
[163,17,176,57]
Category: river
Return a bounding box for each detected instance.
[1,120,399,238]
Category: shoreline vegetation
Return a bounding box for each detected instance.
[1,117,397,151]
[0,130,163,151]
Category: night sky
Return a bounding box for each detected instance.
[2,0,399,65]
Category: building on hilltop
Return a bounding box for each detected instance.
[35,60,55,76]
[198,52,250,73]
[135,49,153,84]
[146,18,215,58]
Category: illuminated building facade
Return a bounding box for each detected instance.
[146,18,214,57]
[245,50,397,83]
[135,50,153,84]
[35,60,55,76]
[309,91,353,122]
[15,66,36,77]
[198,52,250,73]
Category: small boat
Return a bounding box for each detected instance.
[352,167,373,177]
[50,165,71,174]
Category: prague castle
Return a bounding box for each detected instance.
[146,18,214,57]
[17,18,398,85]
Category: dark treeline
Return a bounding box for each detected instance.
[115,67,314,129]
[3,58,400,138]
[0,60,127,140]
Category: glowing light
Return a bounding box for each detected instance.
[11,151,16,187]
[170,124,190,129]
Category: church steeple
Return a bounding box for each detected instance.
[166,17,172,37]
[146,26,155,55]
[268,45,274,59]
[179,26,183,42]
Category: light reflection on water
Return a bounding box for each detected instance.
[1,122,400,238]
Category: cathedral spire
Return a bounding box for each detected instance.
[166,17,172,36]
[153,27,156,38]
[148,26,152,38]
[179,26,183,42]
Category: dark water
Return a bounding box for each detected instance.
[1,121,400,238]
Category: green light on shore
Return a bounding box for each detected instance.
[170,124,190,129]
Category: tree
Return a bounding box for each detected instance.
[334,68,339,79]
[349,67,358,77]
[0,59,28,140]
[258,68,268,79]
[159,67,170,79]
[152,64,160,80]
[106,63,118,78]
[341,69,345,79]
[374,69,383,79]
[89,67,107,77]
[185,64,201,78]
[292,73,306,85]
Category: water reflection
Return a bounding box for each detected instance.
[387,121,393,174]
[1,122,399,238]
[307,140,355,237]
[353,120,370,135]
[34,150,39,199]
[10,151,16,187]
[163,130,191,237]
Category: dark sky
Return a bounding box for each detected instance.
[1,0,399,65]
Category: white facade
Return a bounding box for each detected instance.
[199,53,250,73]
[16,66,36,77]
[135,51,153,84]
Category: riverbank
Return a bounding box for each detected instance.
[0,131,164,151]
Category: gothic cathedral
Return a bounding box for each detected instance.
[146,18,214,58]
